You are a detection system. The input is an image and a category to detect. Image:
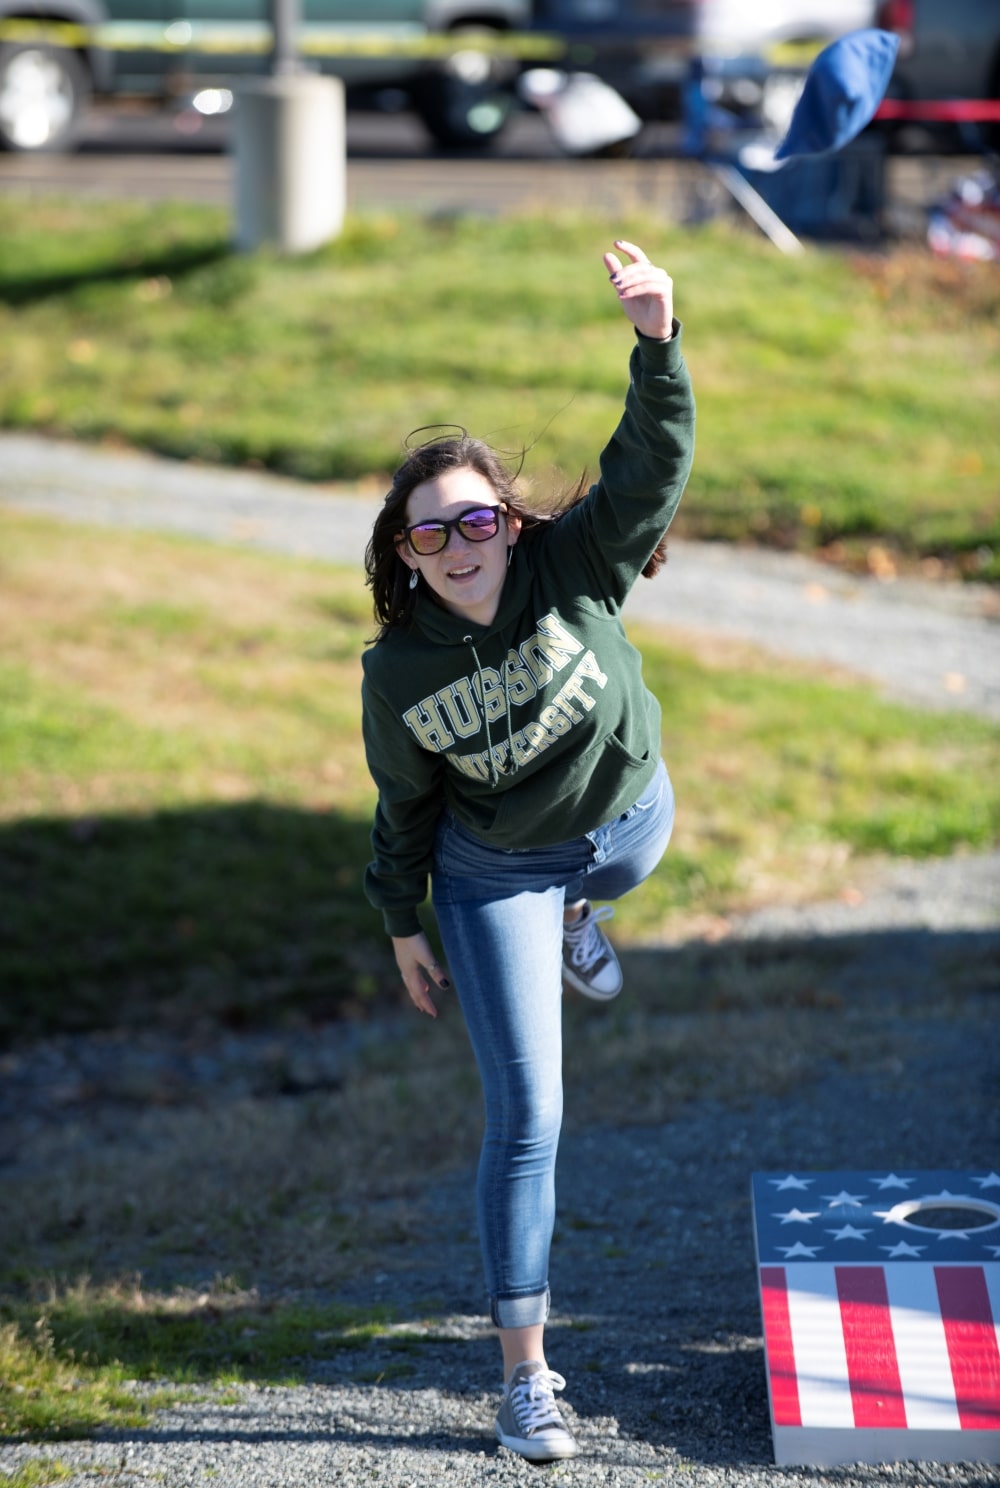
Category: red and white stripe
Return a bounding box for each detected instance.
[760,1263,1000,1430]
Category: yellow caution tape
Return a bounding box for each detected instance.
[760,40,825,68]
[0,19,823,72]
[0,17,89,46]
[0,17,564,60]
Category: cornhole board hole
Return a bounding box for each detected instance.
[751,1170,1000,1467]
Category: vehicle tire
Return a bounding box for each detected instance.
[413,28,515,149]
[0,42,90,152]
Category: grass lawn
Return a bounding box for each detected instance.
[2,509,996,1046]
[1,201,997,1464]
[1,201,998,577]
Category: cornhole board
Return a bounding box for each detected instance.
[751,1170,1000,1467]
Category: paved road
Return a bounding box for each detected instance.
[0,104,973,231]
[0,107,714,217]
[2,430,998,720]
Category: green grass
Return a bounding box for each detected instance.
[1,200,998,576]
[625,635,999,933]
[0,1278,422,1442]
[0,1316,178,1442]
[1,509,997,1044]
[0,1460,75,1488]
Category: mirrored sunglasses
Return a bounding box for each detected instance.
[402,505,504,557]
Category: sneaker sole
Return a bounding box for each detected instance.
[561,966,622,1001]
[495,1425,579,1461]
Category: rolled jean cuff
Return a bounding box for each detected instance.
[491,1288,550,1330]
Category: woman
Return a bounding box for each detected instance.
[361,239,695,1461]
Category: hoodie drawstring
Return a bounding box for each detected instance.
[465,637,517,788]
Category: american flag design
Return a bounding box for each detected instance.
[751,1170,1000,1467]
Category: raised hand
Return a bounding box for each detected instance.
[604,239,674,341]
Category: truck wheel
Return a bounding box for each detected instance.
[0,42,90,152]
[414,29,514,149]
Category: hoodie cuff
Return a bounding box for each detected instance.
[636,319,683,359]
[384,908,423,939]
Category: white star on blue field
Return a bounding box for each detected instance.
[753,1171,1000,1262]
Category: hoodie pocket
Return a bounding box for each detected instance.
[603,728,653,772]
[485,727,652,842]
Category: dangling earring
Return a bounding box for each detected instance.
[409,569,419,590]
[506,546,513,568]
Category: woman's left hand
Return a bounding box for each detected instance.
[392,931,449,1018]
[604,239,674,341]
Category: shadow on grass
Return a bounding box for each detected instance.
[3,912,997,1466]
[617,922,1000,1016]
[0,240,232,306]
[0,802,398,1046]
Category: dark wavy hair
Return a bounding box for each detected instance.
[364,431,667,640]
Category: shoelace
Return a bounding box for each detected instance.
[563,905,614,973]
[508,1369,568,1434]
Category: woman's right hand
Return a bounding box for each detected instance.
[391,932,450,1018]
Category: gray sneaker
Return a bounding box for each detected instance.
[562,901,623,1001]
[495,1360,579,1462]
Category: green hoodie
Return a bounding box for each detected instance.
[362,327,695,938]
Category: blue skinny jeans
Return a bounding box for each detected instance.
[431,758,674,1330]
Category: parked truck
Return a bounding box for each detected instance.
[0,0,532,151]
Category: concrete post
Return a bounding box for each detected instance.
[232,74,346,253]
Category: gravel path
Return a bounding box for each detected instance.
[2,431,998,720]
[1,433,998,1486]
[3,980,998,1488]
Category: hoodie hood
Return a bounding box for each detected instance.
[409,544,533,648]
[409,548,532,784]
